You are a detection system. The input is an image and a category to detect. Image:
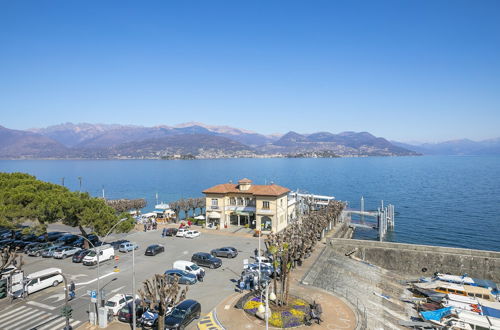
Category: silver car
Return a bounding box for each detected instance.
[53,246,81,259]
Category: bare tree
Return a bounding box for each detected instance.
[138,274,188,327]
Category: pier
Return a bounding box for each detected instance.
[344,197,395,241]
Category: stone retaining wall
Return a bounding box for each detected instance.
[329,238,500,283]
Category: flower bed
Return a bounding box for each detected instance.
[243,295,310,328]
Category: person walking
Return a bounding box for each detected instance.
[69,281,76,300]
[162,228,167,237]
[254,248,259,258]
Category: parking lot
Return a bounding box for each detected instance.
[0,226,258,329]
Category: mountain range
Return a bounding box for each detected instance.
[3,122,497,159]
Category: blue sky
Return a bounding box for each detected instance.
[0,1,499,142]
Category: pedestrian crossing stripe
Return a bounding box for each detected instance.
[0,305,81,330]
[197,310,225,330]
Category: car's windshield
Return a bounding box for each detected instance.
[191,264,200,270]
[105,301,117,307]
[171,308,187,319]
[119,306,130,313]
[87,251,96,257]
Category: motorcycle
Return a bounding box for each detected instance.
[305,301,323,326]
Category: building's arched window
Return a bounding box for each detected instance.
[262,216,272,231]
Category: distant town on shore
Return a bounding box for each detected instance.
[1,122,499,159]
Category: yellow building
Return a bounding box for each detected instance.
[203,178,295,233]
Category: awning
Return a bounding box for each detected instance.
[232,211,254,216]
[208,212,220,219]
[194,215,205,220]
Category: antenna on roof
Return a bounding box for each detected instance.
[229,179,232,183]
[270,181,274,185]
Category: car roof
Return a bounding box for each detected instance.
[175,299,199,309]
[194,252,210,257]
[147,244,159,248]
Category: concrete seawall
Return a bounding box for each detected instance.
[329,238,500,283]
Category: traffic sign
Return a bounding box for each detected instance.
[114,256,119,261]
[90,290,97,303]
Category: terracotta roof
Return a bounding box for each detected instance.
[238,178,252,184]
[203,183,290,196]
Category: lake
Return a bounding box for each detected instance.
[1,156,499,251]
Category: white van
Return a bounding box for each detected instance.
[25,268,64,295]
[173,260,205,277]
[83,245,114,266]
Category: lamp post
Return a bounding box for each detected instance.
[132,242,136,330]
[78,177,82,192]
[98,218,128,308]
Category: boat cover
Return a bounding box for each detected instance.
[482,306,500,319]
[472,278,498,290]
[420,307,452,321]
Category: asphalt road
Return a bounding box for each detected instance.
[0,228,258,330]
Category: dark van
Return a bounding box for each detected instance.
[191,252,222,269]
[164,299,201,329]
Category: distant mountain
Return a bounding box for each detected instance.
[0,125,67,158]
[31,122,275,148]
[30,123,137,148]
[270,131,417,156]
[392,138,500,155]
[1,122,421,158]
[107,134,254,158]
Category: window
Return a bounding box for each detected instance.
[229,197,236,205]
[211,199,218,207]
[262,201,270,209]
[237,197,243,206]
[245,197,250,206]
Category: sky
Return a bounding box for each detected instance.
[0,1,499,142]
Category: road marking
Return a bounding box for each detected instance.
[197,310,225,330]
[75,271,115,285]
[109,285,126,294]
[43,293,65,302]
[0,306,29,320]
[2,310,45,328]
[11,312,52,330]
[27,301,57,310]
[36,317,65,330]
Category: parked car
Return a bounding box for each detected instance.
[72,249,91,263]
[72,234,99,248]
[23,268,63,296]
[184,230,200,239]
[173,261,205,278]
[53,246,81,259]
[110,239,130,249]
[191,252,222,269]
[105,294,135,315]
[244,263,276,277]
[37,232,65,242]
[165,228,178,236]
[164,269,197,285]
[119,242,139,253]
[211,247,238,258]
[20,234,38,242]
[139,307,161,329]
[55,234,79,245]
[176,228,188,237]
[0,239,15,250]
[145,244,164,256]
[117,302,146,325]
[83,245,115,266]
[41,246,59,258]
[12,240,31,248]
[164,299,201,329]
[26,242,54,255]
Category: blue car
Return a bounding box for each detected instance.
[164,269,197,285]
[119,242,138,253]
[139,308,158,329]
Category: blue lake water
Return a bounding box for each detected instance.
[1,156,499,251]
